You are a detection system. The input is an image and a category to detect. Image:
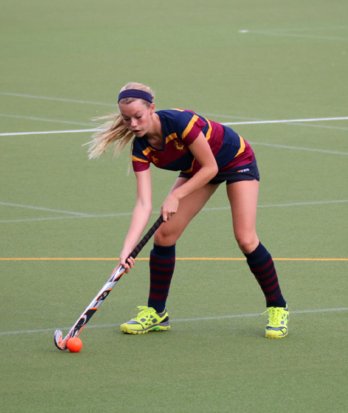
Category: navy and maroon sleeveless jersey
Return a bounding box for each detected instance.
[132,109,255,177]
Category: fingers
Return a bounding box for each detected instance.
[119,256,135,273]
[162,211,175,222]
[161,194,179,222]
[127,257,135,268]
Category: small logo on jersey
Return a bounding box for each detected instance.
[174,141,184,150]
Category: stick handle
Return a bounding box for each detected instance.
[128,215,164,259]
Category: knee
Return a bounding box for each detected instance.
[235,233,259,254]
[154,224,179,246]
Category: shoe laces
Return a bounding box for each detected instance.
[265,307,287,326]
[134,306,156,320]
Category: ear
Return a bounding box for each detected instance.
[149,102,156,114]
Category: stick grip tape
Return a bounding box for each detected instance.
[128,216,164,259]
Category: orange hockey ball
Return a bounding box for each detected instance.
[67,337,83,353]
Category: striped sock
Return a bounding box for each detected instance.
[245,242,286,307]
[148,244,176,313]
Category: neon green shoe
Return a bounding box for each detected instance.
[120,306,171,335]
[265,306,289,339]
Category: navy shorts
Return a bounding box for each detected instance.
[209,159,260,185]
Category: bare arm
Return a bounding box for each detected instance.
[118,168,152,269]
[161,132,218,220]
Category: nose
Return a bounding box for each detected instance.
[130,118,138,128]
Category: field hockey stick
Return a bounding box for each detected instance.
[54,215,163,351]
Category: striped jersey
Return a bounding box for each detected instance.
[132,109,254,177]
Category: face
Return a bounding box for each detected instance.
[119,100,154,137]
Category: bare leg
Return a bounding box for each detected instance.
[227,179,286,308]
[226,180,260,254]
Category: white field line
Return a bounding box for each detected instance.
[239,29,348,42]
[291,123,348,132]
[0,199,347,224]
[0,201,90,217]
[1,116,348,138]
[0,91,114,107]
[1,307,347,337]
[239,25,348,34]
[223,116,348,126]
[0,214,131,224]
[206,113,348,132]
[2,130,347,156]
[1,91,347,130]
[203,199,348,212]
[0,113,93,127]
[249,141,348,156]
[0,128,97,137]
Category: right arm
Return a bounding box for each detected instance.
[118,168,152,270]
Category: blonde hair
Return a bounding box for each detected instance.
[87,82,154,159]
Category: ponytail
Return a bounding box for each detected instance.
[87,81,154,160]
[87,113,134,159]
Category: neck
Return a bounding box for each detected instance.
[147,113,162,140]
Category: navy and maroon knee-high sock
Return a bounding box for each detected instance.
[147,244,176,313]
[244,242,286,308]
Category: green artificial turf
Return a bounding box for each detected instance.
[1,1,347,412]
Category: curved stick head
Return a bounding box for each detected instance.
[54,329,67,351]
